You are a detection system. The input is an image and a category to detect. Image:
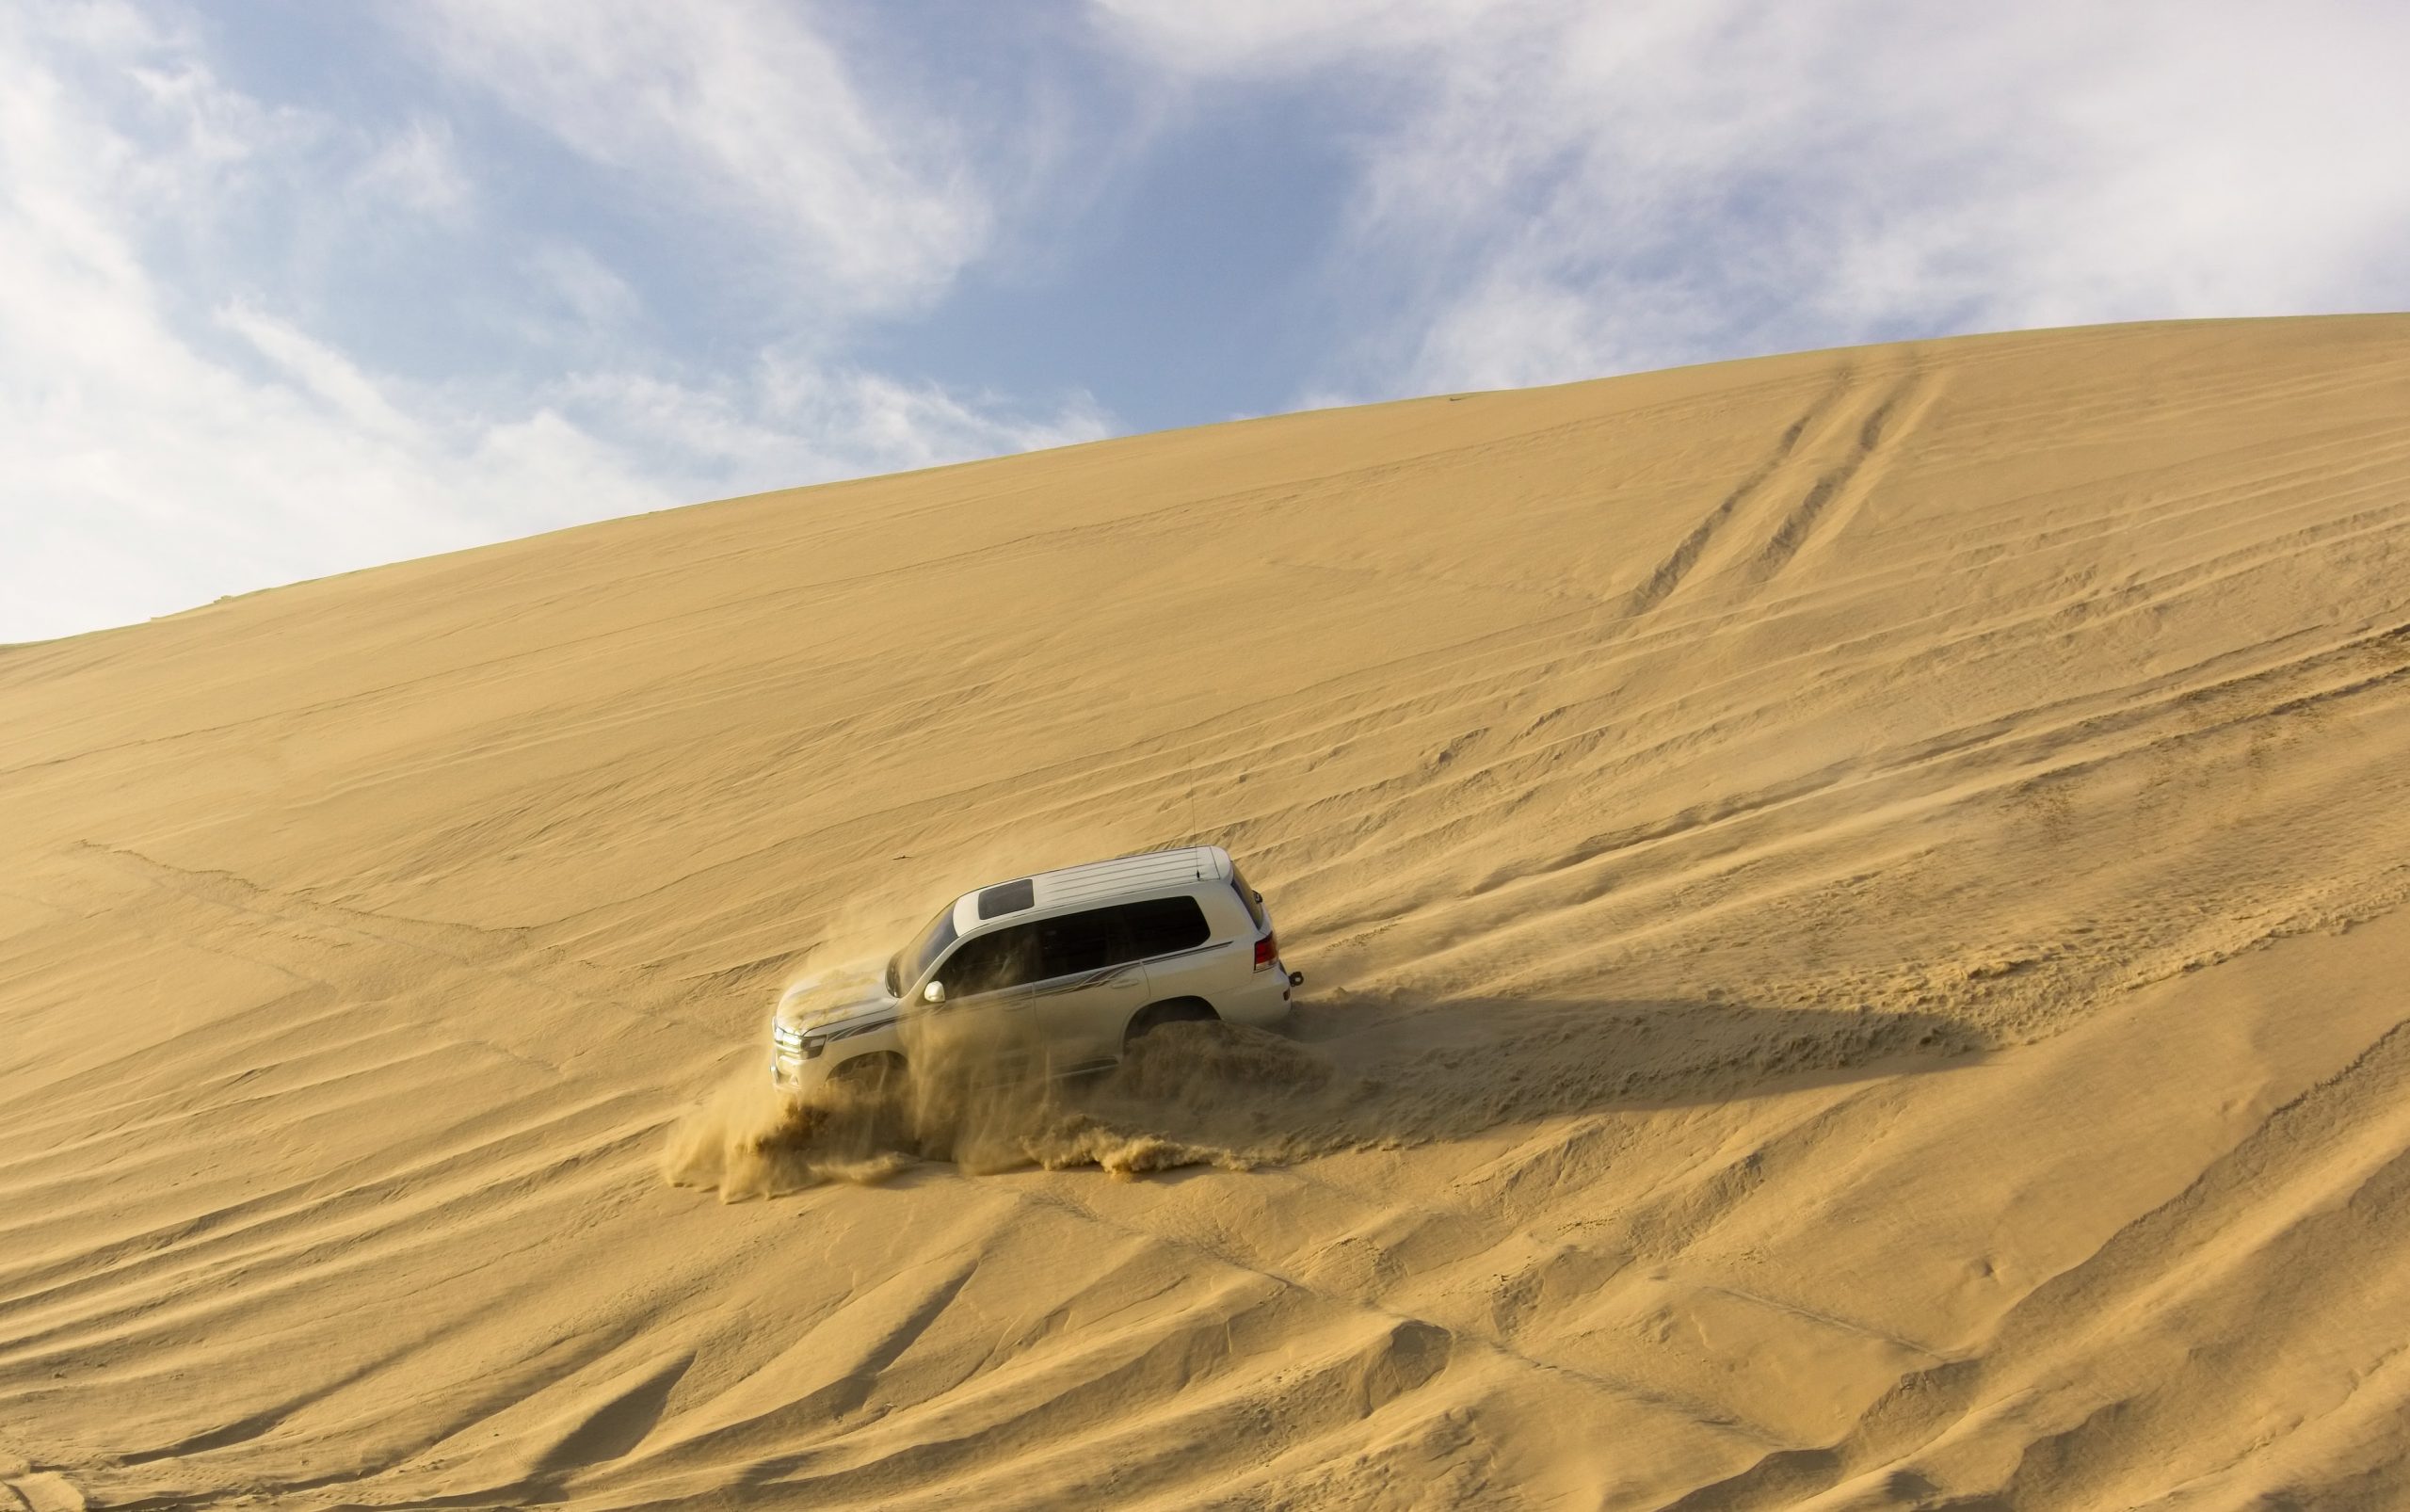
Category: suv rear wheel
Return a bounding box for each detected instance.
[1123,998,1218,1051]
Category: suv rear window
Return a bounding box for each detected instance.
[1229,863,1268,930]
[1112,895,1211,960]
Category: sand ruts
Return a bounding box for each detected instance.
[4,315,2409,1507]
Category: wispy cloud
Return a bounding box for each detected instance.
[0,4,1104,643]
[403,0,991,320]
[347,116,471,220]
[1100,0,2410,397]
[0,5,646,639]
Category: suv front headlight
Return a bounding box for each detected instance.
[773,1022,827,1061]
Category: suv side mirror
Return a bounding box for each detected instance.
[923,980,946,1005]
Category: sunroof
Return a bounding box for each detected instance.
[975,878,1035,919]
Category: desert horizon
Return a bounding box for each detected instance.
[7,313,2410,1507]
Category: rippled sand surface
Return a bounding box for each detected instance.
[6,315,2409,1509]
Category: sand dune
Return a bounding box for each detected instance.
[5,314,2409,1508]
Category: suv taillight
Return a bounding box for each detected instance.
[1253,930,1277,971]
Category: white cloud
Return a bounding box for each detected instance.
[1100,0,2410,396]
[1089,0,1500,74]
[552,358,1110,486]
[0,8,1105,644]
[405,0,991,318]
[526,242,642,333]
[349,116,471,219]
[218,303,426,443]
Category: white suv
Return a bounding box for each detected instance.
[772,846,1301,1092]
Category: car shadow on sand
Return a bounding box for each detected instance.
[1065,990,1989,1165]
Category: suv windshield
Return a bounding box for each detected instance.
[888,904,958,997]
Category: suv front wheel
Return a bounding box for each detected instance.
[828,1052,908,1095]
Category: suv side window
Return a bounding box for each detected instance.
[1110,895,1212,962]
[1036,909,1116,979]
[936,923,1040,996]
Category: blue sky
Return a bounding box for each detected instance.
[6,1,2407,642]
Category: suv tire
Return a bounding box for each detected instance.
[828,1052,908,1095]
[1123,998,1218,1051]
